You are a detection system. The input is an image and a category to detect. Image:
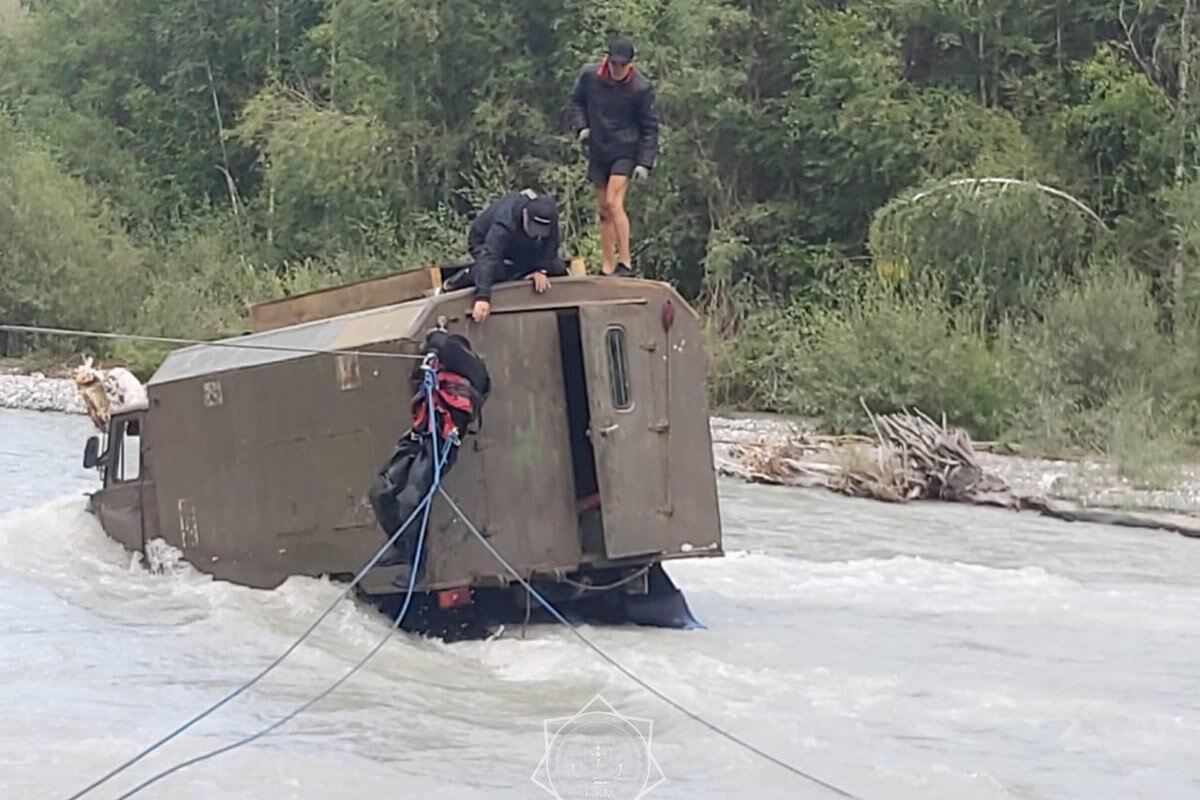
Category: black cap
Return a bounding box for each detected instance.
[523,193,557,238]
[607,37,635,64]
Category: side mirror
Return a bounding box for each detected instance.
[83,436,101,469]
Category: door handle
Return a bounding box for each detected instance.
[597,423,619,437]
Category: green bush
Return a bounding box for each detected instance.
[1019,264,1165,411]
[787,283,1025,439]
[1015,263,1199,476]
[705,298,808,412]
[870,179,1100,326]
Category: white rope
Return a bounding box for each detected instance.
[0,323,424,360]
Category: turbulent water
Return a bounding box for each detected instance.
[1,408,1198,799]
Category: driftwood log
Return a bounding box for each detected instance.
[715,408,1200,540]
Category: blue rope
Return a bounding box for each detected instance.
[113,434,452,799]
[67,355,449,800]
[80,351,862,799]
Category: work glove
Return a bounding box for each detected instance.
[633,165,651,181]
[578,128,590,144]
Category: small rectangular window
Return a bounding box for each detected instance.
[115,419,141,482]
[605,326,632,410]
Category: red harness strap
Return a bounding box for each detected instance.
[411,371,480,440]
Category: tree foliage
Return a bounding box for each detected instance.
[2,0,1195,291]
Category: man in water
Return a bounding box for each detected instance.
[568,36,660,277]
[447,190,566,323]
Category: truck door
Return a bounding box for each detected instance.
[96,412,146,552]
[579,304,718,559]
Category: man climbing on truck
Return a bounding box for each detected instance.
[445,190,566,323]
[568,36,660,277]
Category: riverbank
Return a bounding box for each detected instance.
[0,371,84,414]
[710,415,1200,519]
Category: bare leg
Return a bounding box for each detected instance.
[607,175,632,268]
[595,183,616,274]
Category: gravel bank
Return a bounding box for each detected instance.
[711,415,1200,516]
[0,373,85,415]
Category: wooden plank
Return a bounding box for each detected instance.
[249,268,441,332]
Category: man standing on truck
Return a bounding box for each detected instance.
[568,36,660,277]
[447,189,566,324]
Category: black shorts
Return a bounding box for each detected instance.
[588,155,636,185]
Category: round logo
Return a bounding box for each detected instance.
[545,711,653,800]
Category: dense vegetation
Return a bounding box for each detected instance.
[2,0,1199,470]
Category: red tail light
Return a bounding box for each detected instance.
[437,587,472,610]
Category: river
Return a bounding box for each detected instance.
[1,408,1198,799]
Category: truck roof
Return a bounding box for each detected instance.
[148,275,687,387]
[148,295,426,386]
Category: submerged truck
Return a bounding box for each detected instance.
[83,270,723,637]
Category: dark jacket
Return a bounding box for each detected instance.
[568,63,659,168]
[467,193,564,300]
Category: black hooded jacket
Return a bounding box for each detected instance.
[467,193,564,300]
[568,63,660,168]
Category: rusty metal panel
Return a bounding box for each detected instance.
[249,267,441,332]
[140,480,160,548]
[579,303,721,559]
[228,354,409,585]
[422,311,581,587]
[145,344,416,587]
[659,300,723,558]
[144,371,243,569]
[95,413,147,552]
[97,482,143,552]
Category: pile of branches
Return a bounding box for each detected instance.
[713,409,1200,539]
[836,406,1010,503]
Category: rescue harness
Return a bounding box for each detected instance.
[368,330,490,558]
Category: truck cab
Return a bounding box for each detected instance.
[85,409,156,553]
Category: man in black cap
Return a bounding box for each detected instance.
[449,190,565,323]
[568,36,659,277]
